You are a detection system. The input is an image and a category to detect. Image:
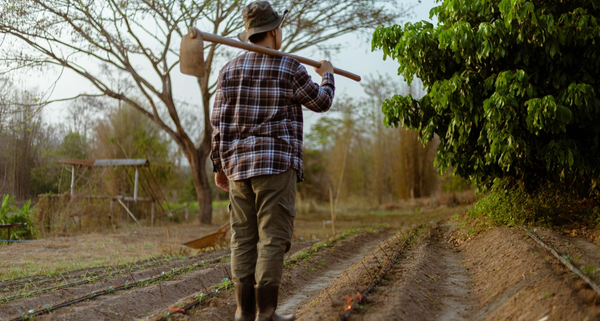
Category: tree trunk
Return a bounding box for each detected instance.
[189,147,212,224]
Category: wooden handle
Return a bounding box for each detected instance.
[198,29,361,82]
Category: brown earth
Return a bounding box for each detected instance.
[170,229,393,321]
[458,226,599,320]
[3,205,600,321]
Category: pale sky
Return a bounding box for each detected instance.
[32,0,438,134]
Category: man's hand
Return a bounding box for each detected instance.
[215,172,229,192]
[315,60,333,77]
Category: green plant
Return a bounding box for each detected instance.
[0,195,34,240]
[373,0,600,195]
[0,195,17,223]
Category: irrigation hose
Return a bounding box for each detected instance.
[1,249,228,294]
[519,226,600,297]
[7,255,230,321]
[1,249,225,290]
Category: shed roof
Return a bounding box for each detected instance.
[59,159,149,167]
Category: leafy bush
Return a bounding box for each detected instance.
[0,195,34,240]
[373,0,600,194]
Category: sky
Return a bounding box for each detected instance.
[32,0,438,134]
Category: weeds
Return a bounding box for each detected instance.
[468,181,600,228]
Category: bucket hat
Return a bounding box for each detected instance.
[238,1,288,42]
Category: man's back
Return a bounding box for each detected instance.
[211,51,335,182]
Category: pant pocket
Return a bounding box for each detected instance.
[278,202,295,253]
[278,202,296,218]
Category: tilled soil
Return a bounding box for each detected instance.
[457,226,600,320]
[180,230,393,320]
[350,225,476,321]
[0,242,312,321]
[3,221,600,321]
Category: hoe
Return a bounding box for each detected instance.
[180,27,361,82]
[179,28,359,249]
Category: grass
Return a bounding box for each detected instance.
[467,181,600,228]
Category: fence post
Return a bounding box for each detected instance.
[70,165,75,197]
[134,167,139,202]
[151,202,156,227]
[110,199,114,230]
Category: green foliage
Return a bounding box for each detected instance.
[0,194,16,222]
[373,0,600,194]
[60,131,87,159]
[0,195,34,239]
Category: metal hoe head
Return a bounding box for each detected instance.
[180,27,205,78]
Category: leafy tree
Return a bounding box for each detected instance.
[373,0,600,195]
[0,0,413,224]
[93,104,173,189]
[60,132,88,160]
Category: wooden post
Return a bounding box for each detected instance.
[151,202,156,227]
[110,199,114,231]
[134,167,139,202]
[70,165,75,197]
[117,199,142,227]
[185,205,189,223]
[329,187,335,237]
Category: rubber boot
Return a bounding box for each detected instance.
[235,283,256,321]
[255,285,295,321]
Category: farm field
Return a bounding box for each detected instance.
[1,199,600,320]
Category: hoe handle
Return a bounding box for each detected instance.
[199,30,361,82]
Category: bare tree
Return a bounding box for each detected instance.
[66,96,105,139]
[0,0,412,224]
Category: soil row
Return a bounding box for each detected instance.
[163,222,600,321]
[0,242,312,321]
[0,250,229,300]
[4,221,600,321]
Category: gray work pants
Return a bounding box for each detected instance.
[229,169,296,286]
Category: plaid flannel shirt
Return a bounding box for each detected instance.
[211,51,335,182]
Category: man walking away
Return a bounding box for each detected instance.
[210,1,335,320]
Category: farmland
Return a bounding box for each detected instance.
[1,197,599,320]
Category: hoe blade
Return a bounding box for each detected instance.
[180,27,205,78]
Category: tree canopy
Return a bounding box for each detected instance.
[373,0,600,194]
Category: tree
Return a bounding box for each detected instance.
[0,0,413,224]
[66,96,105,140]
[0,79,44,199]
[373,0,600,194]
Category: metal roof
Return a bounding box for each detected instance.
[94,159,149,167]
[59,159,149,167]
[59,159,95,166]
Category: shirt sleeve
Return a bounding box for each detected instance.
[292,63,335,113]
[210,73,224,173]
